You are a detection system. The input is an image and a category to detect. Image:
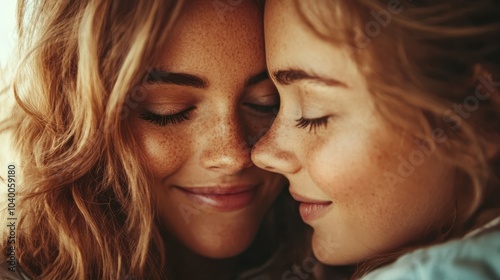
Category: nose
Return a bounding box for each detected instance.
[200,113,253,175]
[251,114,300,175]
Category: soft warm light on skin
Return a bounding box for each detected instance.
[129,0,285,259]
[252,0,457,265]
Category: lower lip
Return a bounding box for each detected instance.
[299,202,332,222]
[179,189,256,212]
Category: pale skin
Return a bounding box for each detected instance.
[252,0,459,265]
[129,0,284,278]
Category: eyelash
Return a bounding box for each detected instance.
[295,116,329,132]
[139,107,195,126]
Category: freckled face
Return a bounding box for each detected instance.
[129,0,285,258]
[252,0,457,265]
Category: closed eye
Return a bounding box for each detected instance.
[295,116,329,133]
[139,107,195,126]
[243,102,280,115]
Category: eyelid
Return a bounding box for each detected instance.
[242,91,280,114]
[141,101,194,115]
[244,78,279,102]
[249,93,279,105]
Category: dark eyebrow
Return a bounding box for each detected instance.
[273,69,347,87]
[145,70,208,88]
[244,70,269,87]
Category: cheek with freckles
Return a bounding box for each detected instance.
[308,120,457,264]
[305,124,428,259]
[307,126,385,202]
[137,126,189,178]
[128,110,194,181]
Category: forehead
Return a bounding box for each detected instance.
[264,0,359,87]
[176,0,262,42]
[157,0,264,74]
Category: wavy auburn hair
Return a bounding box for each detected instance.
[291,0,500,278]
[3,0,184,278]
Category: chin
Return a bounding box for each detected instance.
[161,195,272,258]
[172,214,261,259]
[311,231,347,266]
[311,233,370,266]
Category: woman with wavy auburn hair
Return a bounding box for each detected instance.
[253,0,500,279]
[0,0,311,279]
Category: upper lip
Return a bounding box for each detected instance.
[176,184,257,195]
[289,190,331,204]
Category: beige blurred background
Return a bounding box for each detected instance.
[0,1,17,68]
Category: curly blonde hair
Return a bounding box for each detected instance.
[291,0,500,278]
[5,0,184,278]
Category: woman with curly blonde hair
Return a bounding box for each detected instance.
[0,0,310,279]
[253,0,500,279]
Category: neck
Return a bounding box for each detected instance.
[169,248,239,280]
[163,234,262,280]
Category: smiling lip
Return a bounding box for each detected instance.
[290,191,332,222]
[176,185,258,211]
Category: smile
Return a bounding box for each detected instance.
[298,202,332,222]
[175,185,258,212]
[290,191,333,222]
